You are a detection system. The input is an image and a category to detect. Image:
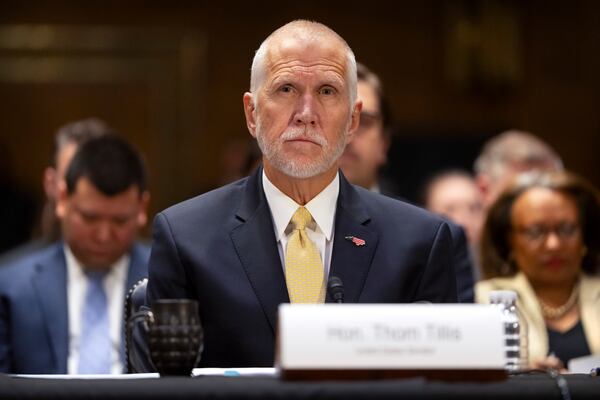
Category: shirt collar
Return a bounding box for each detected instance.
[63,244,129,280]
[262,170,339,242]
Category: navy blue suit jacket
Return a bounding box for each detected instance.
[147,169,457,367]
[0,242,149,374]
[379,183,474,303]
[440,218,475,303]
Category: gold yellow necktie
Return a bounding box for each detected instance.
[285,206,325,303]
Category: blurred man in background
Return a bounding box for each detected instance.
[474,129,564,209]
[423,169,485,280]
[424,169,484,249]
[339,63,395,195]
[0,134,150,374]
[340,62,475,302]
[0,118,111,265]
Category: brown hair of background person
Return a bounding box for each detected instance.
[479,171,600,280]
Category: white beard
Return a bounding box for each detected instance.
[255,121,347,179]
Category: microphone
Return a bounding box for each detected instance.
[327,276,344,304]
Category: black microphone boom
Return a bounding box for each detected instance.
[327,276,344,304]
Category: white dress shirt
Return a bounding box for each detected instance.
[64,245,128,374]
[262,170,339,277]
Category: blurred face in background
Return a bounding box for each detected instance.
[56,177,148,270]
[339,80,388,189]
[483,159,561,210]
[426,174,484,246]
[43,142,78,201]
[510,187,584,288]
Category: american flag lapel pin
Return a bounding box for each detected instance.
[344,235,366,246]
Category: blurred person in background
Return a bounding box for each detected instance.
[475,171,600,370]
[340,62,475,302]
[216,138,263,187]
[423,169,485,280]
[474,130,563,210]
[339,62,395,195]
[0,118,111,265]
[0,134,150,374]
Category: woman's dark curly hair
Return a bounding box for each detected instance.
[480,171,600,279]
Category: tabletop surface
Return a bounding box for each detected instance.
[1,372,599,400]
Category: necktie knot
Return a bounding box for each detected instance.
[85,270,107,284]
[291,206,312,231]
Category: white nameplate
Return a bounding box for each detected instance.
[277,304,505,370]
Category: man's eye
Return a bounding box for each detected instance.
[113,218,129,226]
[320,87,335,95]
[279,85,293,93]
[80,213,99,222]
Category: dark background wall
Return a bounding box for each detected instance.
[0,0,598,245]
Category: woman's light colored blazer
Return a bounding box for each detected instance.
[476,272,600,365]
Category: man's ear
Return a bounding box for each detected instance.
[55,180,68,219]
[475,174,489,196]
[475,174,493,206]
[347,99,363,141]
[243,92,257,138]
[137,191,151,228]
[379,130,392,166]
[377,136,390,167]
[43,167,57,200]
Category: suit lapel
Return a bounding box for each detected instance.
[29,243,149,373]
[32,244,69,374]
[230,168,289,334]
[329,174,378,303]
[229,170,379,323]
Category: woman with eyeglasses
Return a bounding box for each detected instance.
[476,171,600,371]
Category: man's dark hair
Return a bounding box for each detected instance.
[65,134,147,196]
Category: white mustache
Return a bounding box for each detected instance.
[280,127,327,147]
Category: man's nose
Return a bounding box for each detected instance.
[95,221,112,242]
[294,94,317,126]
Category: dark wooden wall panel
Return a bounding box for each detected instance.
[0,0,597,241]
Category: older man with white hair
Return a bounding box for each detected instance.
[474,130,564,209]
[146,20,458,367]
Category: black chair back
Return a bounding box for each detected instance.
[124,278,155,373]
